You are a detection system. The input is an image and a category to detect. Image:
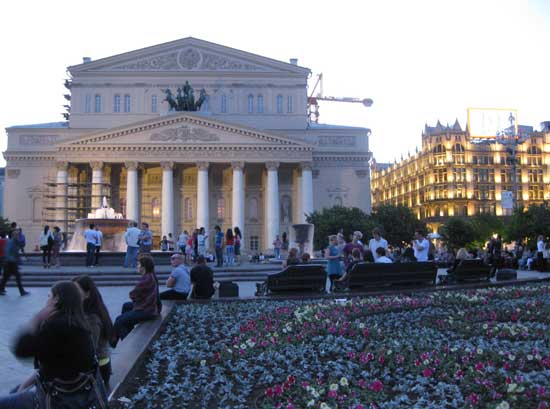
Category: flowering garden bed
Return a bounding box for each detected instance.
[120,283,550,408]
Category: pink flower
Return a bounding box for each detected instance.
[328,390,338,398]
[466,392,479,405]
[287,404,295,409]
[378,355,385,365]
[287,375,295,385]
[265,387,274,398]
[348,351,356,360]
[475,362,484,371]
[274,384,283,396]
[358,379,367,389]
[455,369,464,379]
[422,368,433,377]
[368,380,383,392]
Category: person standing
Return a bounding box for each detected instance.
[326,235,343,292]
[0,232,7,279]
[39,225,54,268]
[94,225,103,266]
[177,230,189,255]
[124,221,141,268]
[138,222,153,254]
[536,235,545,272]
[234,227,242,265]
[50,226,63,267]
[160,235,169,252]
[412,230,430,262]
[281,232,289,258]
[225,228,235,266]
[83,223,97,267]
[17,228,26,257]
[197,227,207,257]
[343,231,364,267]
[273,235,282,260]
[190,255,215,299]
[369,228,388,261]
[160,254,191,300]
[214,226,224,267]
[0,229,29,296]
[167,233,175,252]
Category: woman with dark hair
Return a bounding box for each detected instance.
[111,255,161,347]
[73,275,114,386]
[0,281,106,408]
[225,228,235,266]
[233,227,242,265]
[50,226,63,267]
[38,225,54,268]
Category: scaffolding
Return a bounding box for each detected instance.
[42,177,111,238]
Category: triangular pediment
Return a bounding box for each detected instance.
[58,113,313,150]
[69,37,310,75]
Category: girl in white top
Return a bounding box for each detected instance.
[39,225,54,268]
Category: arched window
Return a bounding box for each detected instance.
[184,198,193,221]
[124,95,131,112]
[217,197,225,219]
[287,95,293,113]
[85,95,91,113]
[257,95,264,113]
[94,95,102,113]
[334,196,343,207]
[114,95,121,113]
[151,198,160,219]
[248,197,259,221]
[247,94,254,113]
[276,95,283,113]
[220,95,227,113]
[151,95,158,113]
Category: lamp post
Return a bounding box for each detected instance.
[501,112,520,212]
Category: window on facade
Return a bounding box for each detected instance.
[476,204,495,214]
[124,95,131,113]
[217,197,225,220]
[257,95,264,113]
[85,95,91,113]
[334,197,343,207]
[452,144,465,164]
[276,95,283,113]
[287,95,293,113]
[455,184,465,198]
[184,198,193,221]
[114,95,121,113]
[247,94,254,113]
[528,146,542,166]
[434,169,447,183]
[151,198,160,218]
[151,95,158,113]
[453,167,466,182]
[249,235,259,252]
[474,185,494,200]
[221,95,227,113]
[94,95,102,113]
[472,155,493,165]
[473,168,494,183]
[433,145,446,166]
[529,185,544,200]
[248,198,259,221]
[528,169,543,183]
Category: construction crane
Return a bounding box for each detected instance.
[307,73,373,123]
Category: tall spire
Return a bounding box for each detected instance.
[452,118,462,131]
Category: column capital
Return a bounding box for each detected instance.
[90,161,104,171]
[300,161,314,171]
[56,161,69,171]
[160,161,174,170]
[124,161,139,171]
[231,161,245,171]
[266,161,280,171]
[197,161,209,170]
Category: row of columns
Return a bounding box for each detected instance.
[55,160,314,249]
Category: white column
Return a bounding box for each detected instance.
[125,161,139,222]
[90,161,104,209]
[56,162,68,231]
[266,161,280,249]
[295,169,302,223]
[301,162,314,223]
[196,161,209,233]
[232,161,245,239]
[161,161,174,239]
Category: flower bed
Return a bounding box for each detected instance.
[122,284,550,408]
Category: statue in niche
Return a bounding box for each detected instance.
[163,81,207,112]
[280,195,292,224]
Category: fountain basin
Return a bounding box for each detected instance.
[68,218,132,252]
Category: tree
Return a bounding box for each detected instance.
[0,217,11,235]
[469,213,505,248]
[505,204,550,249]
[370,204,426,247]
[306,206,375,250]
[438,217,476,251]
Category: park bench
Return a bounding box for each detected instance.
[446,258,491,283]
[338,261,437,290]
[255,264,327,296]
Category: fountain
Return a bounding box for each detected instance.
[289,223,314,256]
[67,197,132,252]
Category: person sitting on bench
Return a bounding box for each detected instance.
[160,254,191,300]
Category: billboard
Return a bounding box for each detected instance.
[467,108,518,139]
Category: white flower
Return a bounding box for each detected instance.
[320,403,331,409]
[200,360,206,367]
[339,377,348,387]
[329,383,339,391]
[307,399,316,407]
[507,383,517,393]
[496,401,510,409]
[477,348,483,355]
[509,354,516,361]
[527,354,534,361]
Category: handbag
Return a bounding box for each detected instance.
[36,367,109,409]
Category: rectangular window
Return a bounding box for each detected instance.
[94,95,101,113]
[114,95,121,113]
[221,95,227,113]
[247,95,254,113]
[287,96,293,113]
[277,95,283,113]
[249,235,259,252]
[85,95,91,113]
[151,95,158,113]
[257,95,263,113]
[124,95,131,113]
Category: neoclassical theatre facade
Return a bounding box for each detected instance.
[4,37,371,251]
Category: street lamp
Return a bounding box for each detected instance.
[498,112,520,212]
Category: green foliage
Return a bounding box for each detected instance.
[370,204,427,247]
[438,217,476,251]
[468,213,505,248]
[505,204,550,249]
[0,217,11,235]
[306,206,375,250]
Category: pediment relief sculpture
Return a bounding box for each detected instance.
[105,47,266,72]
[149,126,220,143]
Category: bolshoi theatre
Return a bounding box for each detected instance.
[3,37,371,251]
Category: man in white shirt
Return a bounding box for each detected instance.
[83,224,98,267]
[412,230,430,262]
[374,247,393,263]
[124,221,141,268]
[369,228,388,261]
